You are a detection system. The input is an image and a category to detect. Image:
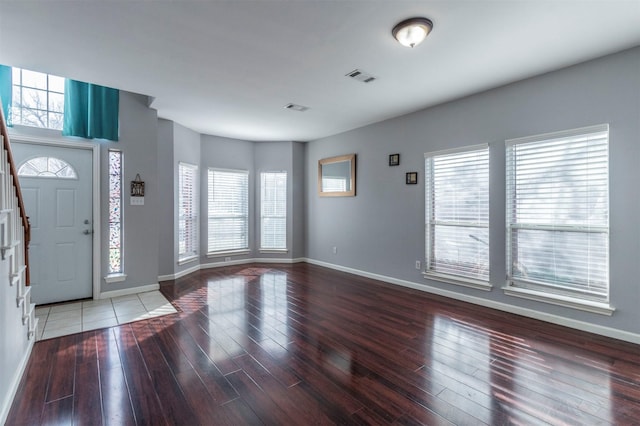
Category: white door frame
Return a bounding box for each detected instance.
[9,132,101,300]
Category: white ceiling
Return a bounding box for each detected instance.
[1,1,639,142]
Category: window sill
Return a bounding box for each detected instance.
[503,285,615,316]
[207,249,250,259]
[104,273,127,284]
[423,272,492,291]
[259,249,288,254]
[178,255,198,266]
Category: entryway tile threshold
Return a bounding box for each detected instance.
[34,290,178,341]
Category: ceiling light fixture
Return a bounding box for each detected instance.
[392,17,433,48]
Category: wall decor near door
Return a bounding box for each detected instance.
[130,173,145,196]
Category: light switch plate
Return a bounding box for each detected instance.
[131,197,144,206]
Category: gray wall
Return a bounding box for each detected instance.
[305,47,640,335]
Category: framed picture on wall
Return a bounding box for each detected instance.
[406,172,418,185]
[389,153,400,166]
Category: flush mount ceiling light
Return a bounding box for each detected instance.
[392,17,433,48]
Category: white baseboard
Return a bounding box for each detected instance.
[0,336,34,426]
[99,283,160,299]
[304,258,640,345]
[200,257,305,269]
[158,257,306,281]
[200,258,255,269]
[158,263,201,282]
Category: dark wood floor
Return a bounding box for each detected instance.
[7,263,640,425]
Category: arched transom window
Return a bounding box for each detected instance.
[18,156,77,179]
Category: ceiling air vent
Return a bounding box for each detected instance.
[346,69,376,83]
[284,103,309,112]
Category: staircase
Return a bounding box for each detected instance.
[0,109,34,339]
[0,105,34,424]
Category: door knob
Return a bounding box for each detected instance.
[83,229,94,235]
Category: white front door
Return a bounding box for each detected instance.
[13,142,93,304]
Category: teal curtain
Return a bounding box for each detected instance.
[0,65,12,125]
[63,79,119,141]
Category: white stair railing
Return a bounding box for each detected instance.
[0,105,35,340]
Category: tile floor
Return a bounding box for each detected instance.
[34,291,178,341]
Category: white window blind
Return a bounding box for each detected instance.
[261,172,287,250]
[208,169,249,253]
[506,124,609,302]
[178,163,198,260]
[425,145,489,284]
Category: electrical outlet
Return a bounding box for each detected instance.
[415,260,421,270]
[225,257,231,262]
[332,246,337,254]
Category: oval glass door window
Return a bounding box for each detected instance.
[18,156,78,179]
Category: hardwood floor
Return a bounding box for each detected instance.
[7,263,640,425]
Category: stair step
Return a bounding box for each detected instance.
[1,239,20,260]
[23,302,35,325]
[16,285,31,308]
[29,316,39,341]
[10,265,26,286]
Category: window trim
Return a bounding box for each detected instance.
[503,286,615,316]
[260,171,288,251]
[177,255,199,266]
[207,167,250,255]
[424,143,491,289]
[206,249,251,259]
[107,149,123,276]
[178,162,199,262]
[17,156,78,179]
[504,124,612,312]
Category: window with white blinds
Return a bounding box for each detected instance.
[261,172,287,250]
[425,145,490,286]
[207,169,249,253]
[506,124,609,302]
[178,163,198,261]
